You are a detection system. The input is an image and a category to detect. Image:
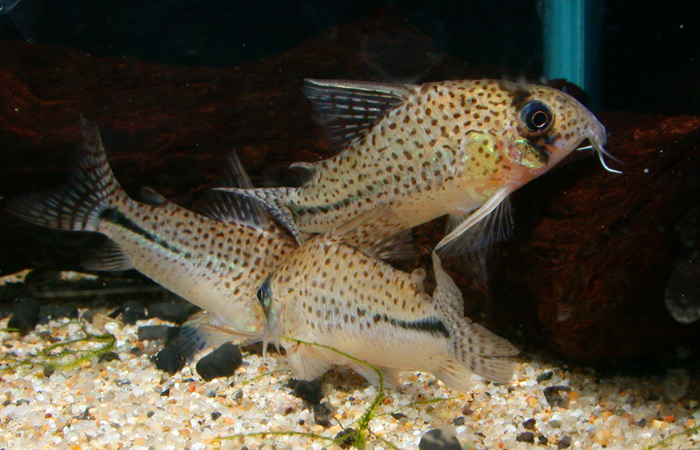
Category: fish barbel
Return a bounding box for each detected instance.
[257,208,518,392]
[6,118,297,344]
[220,79,616,258]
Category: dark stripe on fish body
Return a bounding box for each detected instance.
[99,207,192,258]
[369,310,450,338]
[290,196,357,218]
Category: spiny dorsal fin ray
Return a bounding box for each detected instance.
[214,186,305,243]
[194,151,272,231]
[323,205,414,259]
[5,117,123,232]
[303,79,417,151]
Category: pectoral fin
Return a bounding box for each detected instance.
[177,311,261,357]
[436,187,513,256]
[436,187,513,284]
[286,342,333,381]
[349,363,401,389]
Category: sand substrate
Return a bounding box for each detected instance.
[1,312,698,450]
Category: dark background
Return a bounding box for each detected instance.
[1,0,698,115]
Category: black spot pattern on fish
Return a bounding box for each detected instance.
[99,207,192,258]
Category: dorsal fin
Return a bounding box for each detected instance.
[302,79,417,150]
[193,151,271,230]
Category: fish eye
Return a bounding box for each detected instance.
[257,279,272,309]
[520,101,553,133]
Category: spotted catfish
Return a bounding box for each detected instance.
[256,207,518,392]
[7,118,297,344]
[221,79,617,261]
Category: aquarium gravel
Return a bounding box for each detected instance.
[1,313,698,450]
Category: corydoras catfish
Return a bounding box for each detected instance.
[256,208,518,392]
[6,118,297,344]
[220,79,618,260]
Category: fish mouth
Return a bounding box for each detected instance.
[575,137,623,174]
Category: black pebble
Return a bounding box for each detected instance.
[196,343,242,381]
[453,416,466,426]
[335,428,356,449]
[148,302,198,324]
[313,402,332,427]
[419,428,463,450]
[536,371,554,383]
[38,305,79,324]
[43,366,55,377]
[137,325,179,342]
[287,379,324,405]
[121,301,148,324]
[98,351,120,363]
[523,418,536,430]
[538,435,549,445]
[392,412,408,420]
[8,298,40,334]
[544,386,571,409]
[211,411,222,421]
[0,306,13,320]
[558,435,572,449]
[516,432,535,443]
[153,347,186,374]
[81,309,99,323]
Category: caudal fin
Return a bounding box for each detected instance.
[431,252,518,390]
[6,118,123,233]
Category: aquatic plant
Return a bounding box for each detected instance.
[221,336,457,449]
[0,321,116,372]
[643,424,699,450]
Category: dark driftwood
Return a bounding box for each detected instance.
[1,10,699,362]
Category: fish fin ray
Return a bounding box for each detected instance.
[6,117,124,232]
[431,252,517,385]
[194,152,274,231]
[438,189,514,256]
[303,79,417,151]
[178,311,259,358]
[431,251,466,313]
[432,355,473,392]
[215,186,306,243]
[7,0,41,43]
[350,363,401,389]
[81,239,135,271]
[286,343,333,381]
[323,205,414,259]
[436,188,513,284]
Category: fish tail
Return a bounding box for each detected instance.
[216,186,304,243]
[431,252,518,391]
[6,117,125,233]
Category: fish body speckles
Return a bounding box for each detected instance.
[258,209,518,392]
[221,79,612,261]
[7,118,297,343]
